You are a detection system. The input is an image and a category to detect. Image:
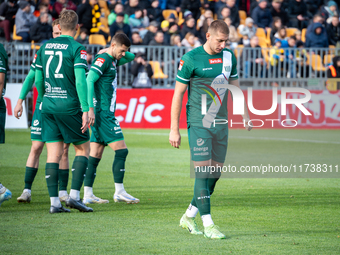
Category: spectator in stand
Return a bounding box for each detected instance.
[108,3,129,26]
[252,0,272,30]
[270,0,289,27]
[269,38,284,81]
[238,17,257,46]
[307,14,325,35]
[0,0,18,42]
[129,9,149,30]
[147,0,163,23]
[30,12,52,43]
[288,0,309,30]
[15,1,37,42]
[161,20,170,45]
[305,22,329,48]
[181,17,200,40]
[224,17,239,48]
[327,56,340,87]
[285,36,297,78]
[53,0,77,17]
[274,27,289,47]
[125,0,150,16]
[241,36,265,78]
[197,9,213,31]
[149,31,167,60]
[36,4,53,25]
[319,1,339,24]
[167,13,177,24]
[180,0,201,20]
[171,34,181,47]
[77,0,95,33]
[250,0,260,16]
[305,0,322,17]
[218,6,230,20]
[225,0,240,28]
[76,27,89,44]
[270,17,282,45]
[131,31,145,53]
[293,29,303,45]
[327,15,340,46]
[215,0,226,14]
[200,17,213,43]
[110,12,132,38]
[142,20,158,45]
[168,22,180,37]
[108,0,116,11]
[131,52,153,88]
[167,0,181,13]
[181,32,201,49]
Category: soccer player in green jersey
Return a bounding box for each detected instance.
[85,33,140,204]
[35,10,95,214]
[14,19,71,204]
[0,43,9,144]
[169,20,252,239]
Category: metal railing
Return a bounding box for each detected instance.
[3,41,338,89]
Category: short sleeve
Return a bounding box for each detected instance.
[35,48,43,70]
[0,52,6,74]
[176,52,194,85]
[90,55,108,76]
[230,51,238,80]
[74,45,88,70]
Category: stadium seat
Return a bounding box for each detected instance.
[301,28,306,42]
[98,0,108,10]
[324,54,334,66]
[13,25,22,41]
[233,45,243,58]
[286,28,297,37]
[149,61,168,79]
[262,48,270,65]
[31,41,40,50]
[178,12,185,26]
[266,28,271,44]
[74,27,81,40]
[162,10,178,20]
[256,27,270,45]
[89,34,107,46]
[258,36,269,48]
[99,17,110,35]
[239,10,246,25]
[311,54,326,72]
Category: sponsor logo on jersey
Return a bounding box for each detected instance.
[224,66,231,72]
[112,61,116,67]
[33,54,37,63]
[209,58,222,64]
[197,138,204,146]
[33,120,39,126]
[203,67,213,71]
[179,60,184,71]
[81,50,87,60]
[95,58,105,67]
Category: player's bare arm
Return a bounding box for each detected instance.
[229,79,252,131]
[0,72,5,97]
[169,81,188,148]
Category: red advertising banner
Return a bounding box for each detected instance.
[31,88,340,129]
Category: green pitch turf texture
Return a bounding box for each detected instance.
[0,128,339,254]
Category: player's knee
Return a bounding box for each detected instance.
[115,148,128,160]
[31,142,44,156]
[62,145,69,158]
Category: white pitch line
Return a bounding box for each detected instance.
[124,132,340,145]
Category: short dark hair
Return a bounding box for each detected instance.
[111,33,131,47]
[80,27,89,35]
[208,19,229,35]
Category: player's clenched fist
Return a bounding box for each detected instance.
[169,130,181,148]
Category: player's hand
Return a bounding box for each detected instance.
[244,118,253,131]
[14,102,23,119]
[97,48,108,55]
[81,112,89,133]
[88,108,95,126]
[169,129,181,148]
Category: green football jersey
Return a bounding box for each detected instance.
[90,53,117,112]
[0,43,8,112]
[176,46,238,129]
[35,35,88,115]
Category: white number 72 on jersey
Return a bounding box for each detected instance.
[45,50,64,79]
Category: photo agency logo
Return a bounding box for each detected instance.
[200,74,312,128]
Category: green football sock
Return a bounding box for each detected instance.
[112,149,128,183]
[58,169,69,191]
[208,170,221,196]
[70,156,88,191]
[45,163,59,198]
[193,166,211,216]
[84,156,101,187]
[24,167,38,190]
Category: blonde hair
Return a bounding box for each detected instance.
[52,18,60,27]
[59,10,78,32]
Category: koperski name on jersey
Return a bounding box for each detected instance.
[45,43,69,50]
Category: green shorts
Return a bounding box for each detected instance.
[42,111,89,144]
[0,98,6,144]
[188,126,228,163]
[31,104,43,141]
[90,110,124,146]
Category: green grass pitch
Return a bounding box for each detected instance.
[0,128,339,254]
